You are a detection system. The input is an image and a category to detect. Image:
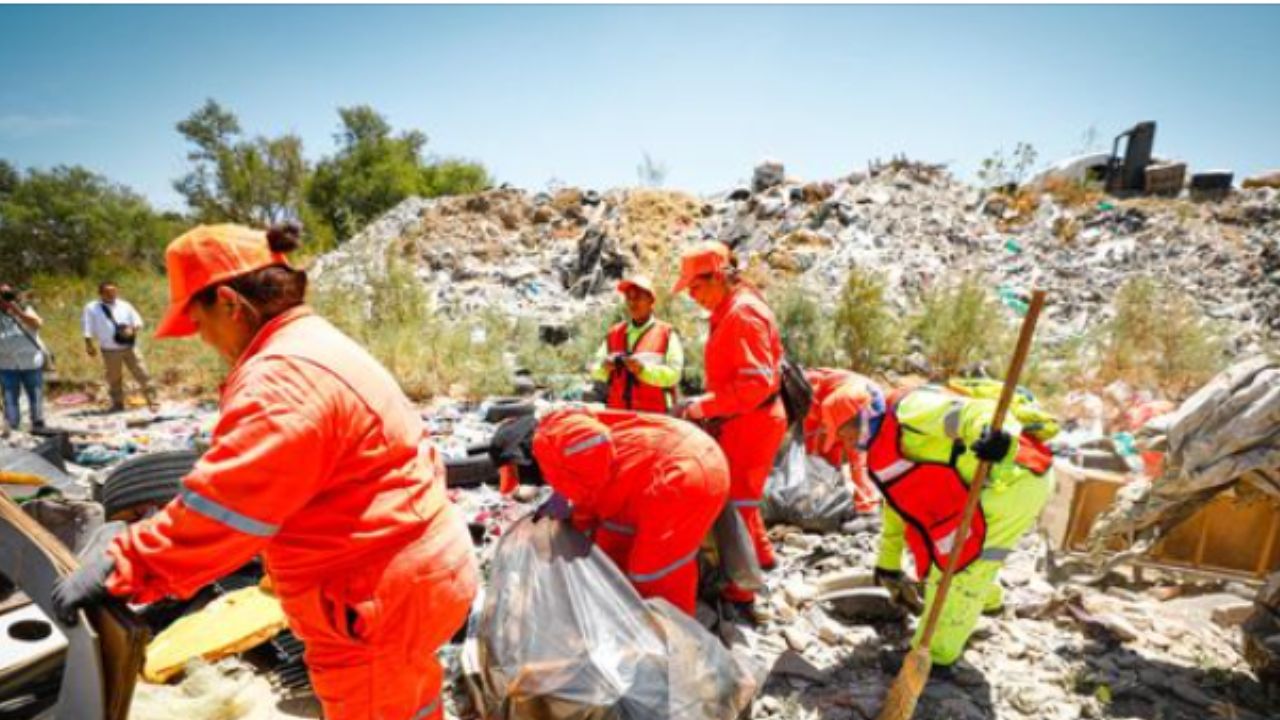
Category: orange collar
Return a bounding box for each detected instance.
[219,305,314,397]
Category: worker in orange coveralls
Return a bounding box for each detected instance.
[670,241,787,607]
[802,368,886,514]
[53,223,478,720]
[489,406,729,615]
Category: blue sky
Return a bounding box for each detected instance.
[2,5,1278,211]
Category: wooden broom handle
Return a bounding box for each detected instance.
[916,288,1046,650]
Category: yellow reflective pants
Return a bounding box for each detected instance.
[876,468,1053,665]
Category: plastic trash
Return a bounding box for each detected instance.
[997,284,1030,316]
[709,506,765,592]
[473,517,763,719]
[762,437,854,533]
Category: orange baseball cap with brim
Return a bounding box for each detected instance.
[154,224,290,339]
[617,275,656,298]
[821,385,871,452]
[671,241,730,295]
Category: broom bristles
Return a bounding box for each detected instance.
[876,647,931,720]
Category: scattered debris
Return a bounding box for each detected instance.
[144,586,289,683]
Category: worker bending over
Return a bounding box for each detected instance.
[802,367,885,514]
[490,407,729,615]
[826,382,1055,668]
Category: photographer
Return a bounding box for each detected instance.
[0,283,47,433]
[81,281,157,413]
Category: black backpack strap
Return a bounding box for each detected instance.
[99,302,120,329]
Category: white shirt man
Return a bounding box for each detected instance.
[82,282,156,412]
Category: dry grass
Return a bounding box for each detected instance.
[30,270,225,401]
[1042,176,1105,209]
[1093,276,1226,396]
[994,188,1042,231]
[618,189,702,268]
[312,259,513,400]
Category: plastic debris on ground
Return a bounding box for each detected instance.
[144,586,290,683]
[762,437,854,533]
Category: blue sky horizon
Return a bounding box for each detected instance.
[2,5,1278,211]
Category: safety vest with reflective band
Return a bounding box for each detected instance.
[865,388,1052,577]
[605,320,674,413]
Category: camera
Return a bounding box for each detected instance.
[0,289,16,303]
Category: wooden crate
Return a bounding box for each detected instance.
[1057,464,1280,579]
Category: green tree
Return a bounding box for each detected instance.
[174,99,308,226]
[0,159,19,198]
[0,165,178,280]
[308,105,490,242]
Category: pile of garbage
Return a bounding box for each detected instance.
[4,377,1277,720]
[310,187,705,328]
[311,159,1280,357]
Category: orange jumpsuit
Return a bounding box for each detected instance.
[106,307,478,720]
[688,284,787,584]
[802,368,883,513]
[533,408,730,615]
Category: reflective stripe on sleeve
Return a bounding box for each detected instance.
[180,487,279,538]
[412,695,441,720]
[628,550,700,584]
[565,434,608,456]
[601,521,636,536]
[872,459,915,483]
[739,367,775,378]
[943,402,965,439]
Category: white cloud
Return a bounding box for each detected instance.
[0,113,84,137]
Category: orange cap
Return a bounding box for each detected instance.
[155,224,291,339]
[821,385,870,452]
[532,408,615,507]
[617,275,656,298]
[671,241,730,295]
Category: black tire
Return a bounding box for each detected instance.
[483,398,536,424]
[445,454,499,489]
[100,450,199,519]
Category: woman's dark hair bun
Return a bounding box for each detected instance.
[266,222,302,253]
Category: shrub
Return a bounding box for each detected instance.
[833,267,903,373]
[312,258,510,400]
[911,274,1014,379]
[1094,276,1226,395]
[769,281,840,369]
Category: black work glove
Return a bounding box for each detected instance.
[971,426,1013,463]
[51,552,116,626]
[874,567,925,615]
[532,492,573,522]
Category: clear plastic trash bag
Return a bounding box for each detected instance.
[472,517,763,719]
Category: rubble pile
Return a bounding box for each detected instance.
[311,186,704,327]
[731,523,1271,720]
[312,160,1280,357]
[3,390,1274,720]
